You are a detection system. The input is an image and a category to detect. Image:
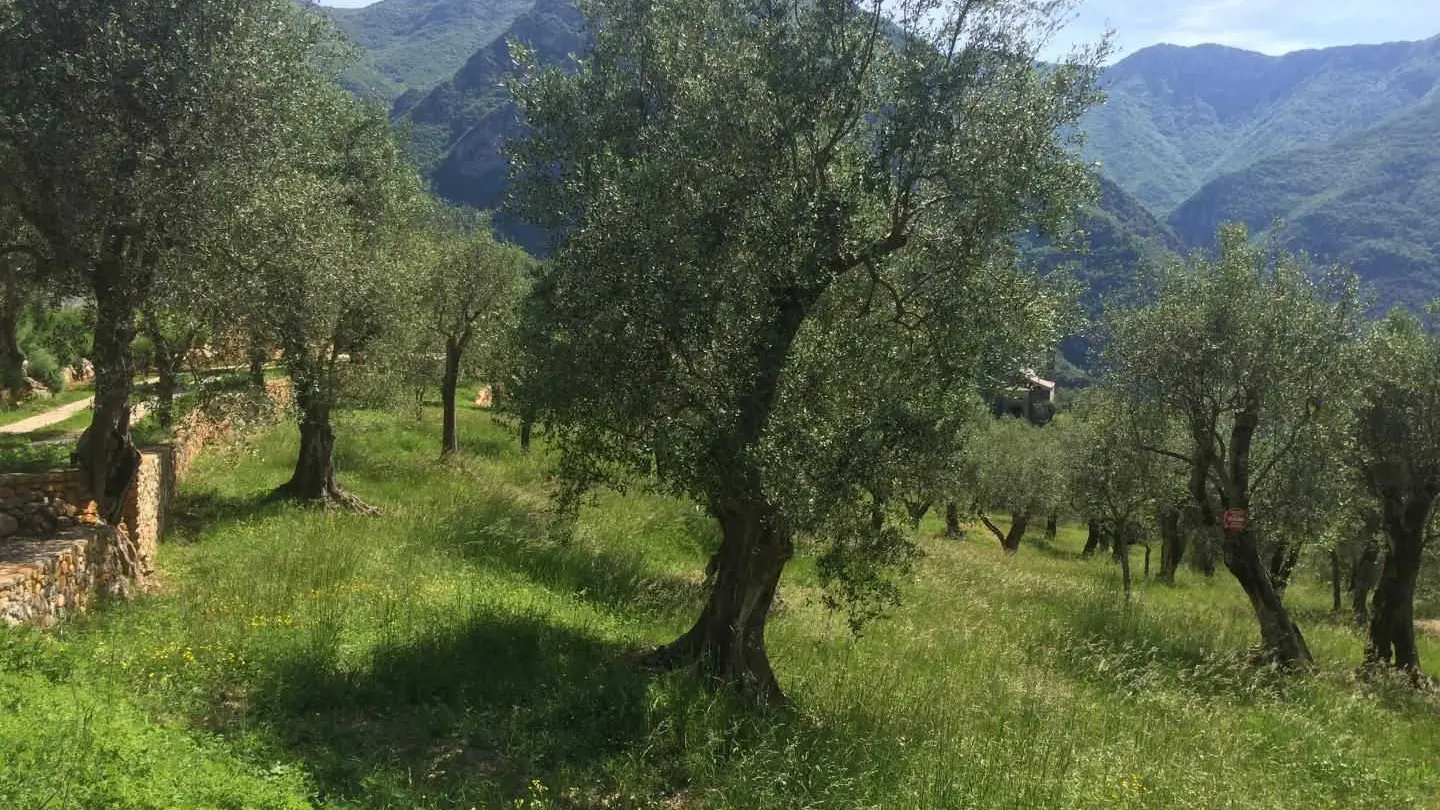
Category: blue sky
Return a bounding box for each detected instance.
[1051,0,1440,60]
[317,0,1440,61]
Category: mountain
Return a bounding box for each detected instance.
[396,0,586,249]
[1169,97,1440,308]
[323,0,534,100]
[369,4,1440,311]
[1031,175,1184,367]
[1038,175,1183,307]
[1083,37,1440,214]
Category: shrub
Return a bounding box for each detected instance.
[23,347,64,393]
[130,334,155,374]
[25,305,93,371]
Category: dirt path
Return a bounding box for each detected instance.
[0,396,96,435]
[0,389,155,436]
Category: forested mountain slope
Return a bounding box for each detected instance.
[1169,97,1440,308]
[322,0,535,100]
[1082,37,1440,213]
[394,0,585,249]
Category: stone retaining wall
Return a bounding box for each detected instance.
[0,469,99,539]
[0,379,292,627]
[0,530,93,628]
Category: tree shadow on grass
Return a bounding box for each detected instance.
[1029,584,1299,704]
[246,611,658,807]
[167,488,289,544]
[326,426,515,494]
[430,496,709,620]
[243,608,906,809]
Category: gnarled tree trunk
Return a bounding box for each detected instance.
[1368,499,1431,677]
[275,361,369,512]
[1082,518,1102,557]
[1330,548,1343,615]
[248,344,268,391]
[979,512,1028,553]
[1267,539,1301,596]
[1117,524,1133,600]
[84,260,141,523]
[0,268,25,399]
[646,501,793,701]
[645,291,811,702]
[905,499,931,530]
[1351,536,1382,629]
[143,311,192,429]
[1197,405,1312,666]
[1043,513,1058,543]
[1222,526,1312,665]
[279,407,338,500]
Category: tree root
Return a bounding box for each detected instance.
[636,634,789,706]
[270,482,380,516]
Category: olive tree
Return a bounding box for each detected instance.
[1104,224,1363,666]
[1352,308,1440,678]
[0,0,332,513]
[209,92,429,506]
[510,0,1105,699]
[969,414,1067,553]
[1060,391,1187,596]
[423,216,532,456]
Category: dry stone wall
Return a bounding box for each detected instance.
[0,379,292,627]
[0,530,93,627]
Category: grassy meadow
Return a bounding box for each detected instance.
[2,400,1438,809]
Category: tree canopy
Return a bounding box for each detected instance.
[509,0,1106,699]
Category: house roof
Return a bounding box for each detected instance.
[1020,368,1056,390]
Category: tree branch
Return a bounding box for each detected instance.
[977,512,1007,546]
[1139,445,1193,466]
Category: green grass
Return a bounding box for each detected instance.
[0,383,93,427]
[2,403,1438,809]
[0,414,87,472]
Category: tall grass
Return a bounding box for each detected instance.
[1,403,1437,808]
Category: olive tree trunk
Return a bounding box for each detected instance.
[647,501,793,701]
[143,312,191,429]
[440,335,464,456]
[0,271,25,398]
[905,499,932,530]
[1082,518,1103,557]
[248,345,268,391]
[644,292,809,701]
[1267,539,1301,596]
[1198,405,1312,666]
[1158,506,1184,584]
[1368,499,1432,676]
[279,403,339,500]
[274,360,368,511]
[945,502,962,539]
[1330,548,1343,615]
[1117,524,1133,600]
[979,512,1028,553]
[84,259,142,523]
[1351,536,1382,629]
